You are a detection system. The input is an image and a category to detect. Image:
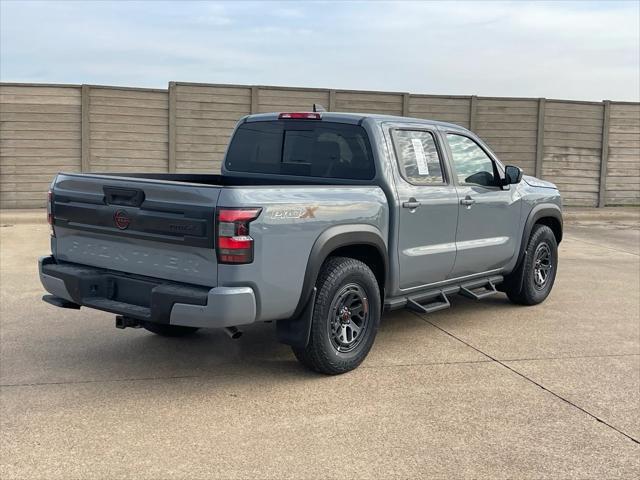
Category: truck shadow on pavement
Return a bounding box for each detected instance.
[57,293,522,382]
[5,292,526,387]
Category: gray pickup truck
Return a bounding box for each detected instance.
[40,110,562,374]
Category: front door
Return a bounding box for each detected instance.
[390,128,459,290]
[444,133,521,278]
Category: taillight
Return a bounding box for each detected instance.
[216,208,261,264]
[47,190,55,236]
[278,112,321,120]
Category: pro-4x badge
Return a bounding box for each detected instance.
[269,206,319,220]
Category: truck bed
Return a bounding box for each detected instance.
[48,171,389,321]
[81,172,370,187]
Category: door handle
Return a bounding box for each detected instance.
[460,196,476,207]
[402,198,421,209]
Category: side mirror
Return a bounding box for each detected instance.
[504,165,523,185]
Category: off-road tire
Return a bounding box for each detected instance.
[293,257,381,375]
[504,224,558,305]
[142,322,200,337]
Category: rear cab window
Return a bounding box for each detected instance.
[225,120,375,180]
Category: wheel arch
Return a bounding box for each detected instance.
[297,224,388,316]
[276,224,388,348]
[517,204,563,266]
[535,215,563,244]
[327,244,386,296]
[504,203,563,295]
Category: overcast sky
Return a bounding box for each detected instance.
[1,0,638,101]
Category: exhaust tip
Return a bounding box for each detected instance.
[224,326,243,339]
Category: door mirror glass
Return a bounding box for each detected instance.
[504,165,523,185]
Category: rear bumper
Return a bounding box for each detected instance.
[38,256,256,328]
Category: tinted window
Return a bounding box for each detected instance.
[226,121,375,180]
[446,134,499,187]
[391,130,445,185]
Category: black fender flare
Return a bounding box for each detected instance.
[518,203,563,264]
[276,224,388,348]
[507,203,563,291]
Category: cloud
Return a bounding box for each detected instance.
[1,0,638,101]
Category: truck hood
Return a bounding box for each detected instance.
[522,175,558,190]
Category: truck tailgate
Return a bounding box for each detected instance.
[51,173,221,287]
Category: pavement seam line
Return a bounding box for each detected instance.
[499,353,640,362]
[0,374,200,388]
[563,235,640,257]
[410,311,640,446]
[362,359,493,369]
[0,359,497,388]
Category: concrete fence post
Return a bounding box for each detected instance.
[535,98,546,179]
[168,82,177,173]
[329,90,337,112]
[402,93,410,116]
[469,95,478,131]
[598,100,611,208]
[250,86,259,114]
[81,85,90,173]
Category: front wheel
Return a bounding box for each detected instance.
[293,257,381,375]
[504,224,558,305]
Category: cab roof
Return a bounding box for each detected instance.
[244,111,468,132]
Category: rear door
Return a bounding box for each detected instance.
[51,173,221,287]
[389,127,459,290]
[444,133,521,277]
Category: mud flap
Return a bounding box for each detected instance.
[276,287,316,349]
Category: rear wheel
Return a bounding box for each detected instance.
[504,224,558,305]
[141,322,199,337]
[293,257,381,375]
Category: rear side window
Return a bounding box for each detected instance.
[225,121,375,180]
[391,129,445,185]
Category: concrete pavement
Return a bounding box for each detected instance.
[0,211,638,479]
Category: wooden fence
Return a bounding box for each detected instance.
[1,82,638,208]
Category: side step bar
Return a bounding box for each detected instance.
[460,279,498,300]
[385,275,503,314]
[407,292,450,314]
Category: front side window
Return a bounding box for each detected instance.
[391,130,445,185]
[447,134,499,187]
